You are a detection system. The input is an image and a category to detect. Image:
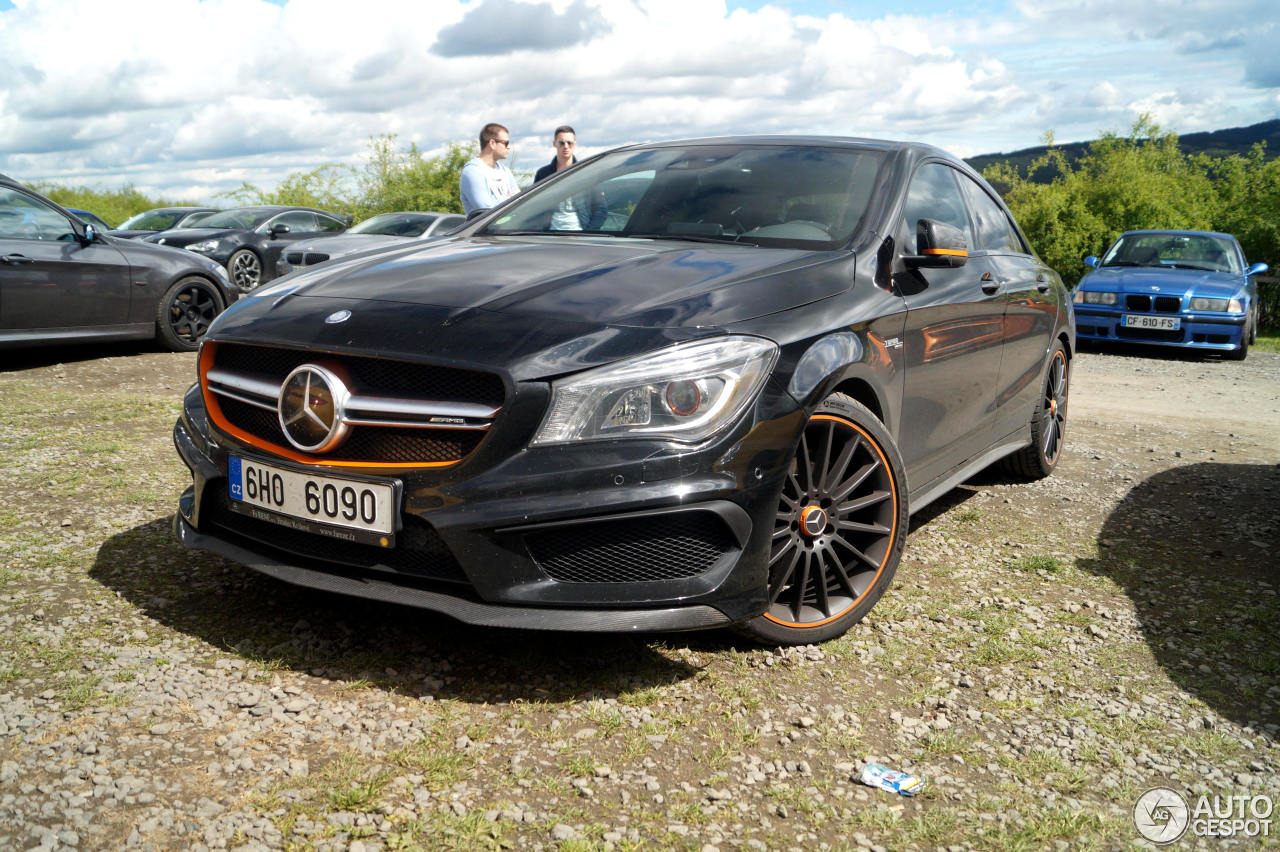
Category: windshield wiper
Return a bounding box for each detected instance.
[620,232,759,246]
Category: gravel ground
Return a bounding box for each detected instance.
[0,342,1277,851]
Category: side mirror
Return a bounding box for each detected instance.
[1247,262,1268,276]
[1084,255,1100,269]
[270,223,291,237]
[465,207,490,222]
[903,219,968,269]
[80,223,97,245]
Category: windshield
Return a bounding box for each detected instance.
[349,213,437,237]
[482,144,886,249]
[1101,233,1241,273]
[194,208,273,230]
[118,210,185,231]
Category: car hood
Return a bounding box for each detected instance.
[145,228,244,247]
[209,234,850,379]
[1082,266,1244,298]
[289,234,411,257]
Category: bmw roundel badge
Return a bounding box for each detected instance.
[325,309,352,324]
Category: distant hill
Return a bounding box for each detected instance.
[965,118,1280,180]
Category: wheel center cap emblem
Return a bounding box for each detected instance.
[800,505,828,538]
[278,364,351,452]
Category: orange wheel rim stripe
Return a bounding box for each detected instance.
[763,413,899,628]
[199,342,459,471]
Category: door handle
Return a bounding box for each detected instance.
[980,271,999,295]
[2,253,34,265]
[1036,273,1049,293]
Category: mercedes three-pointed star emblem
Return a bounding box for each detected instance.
[277,364,351,452]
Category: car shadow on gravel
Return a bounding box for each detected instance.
[0,341,160,371]
[1076,461,1280,735]
[90,518,702,704]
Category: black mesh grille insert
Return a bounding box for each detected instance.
[213,343,505,405]
[1154,296,1181,313]
[204,489,469,584]
[525,513,735,583]
[208,343,503,464]
[1117,326,1184,342]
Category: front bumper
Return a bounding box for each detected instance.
[1074,307,1245,351]
[172,382,803,633]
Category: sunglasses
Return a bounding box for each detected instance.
[494,138,511,146]
[555,139,575,146]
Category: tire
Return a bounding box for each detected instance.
[1003,342,1068,479]
[735,394,908,645]
[156,276,224,352]
[228,248,262,291]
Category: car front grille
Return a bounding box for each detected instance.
[524,513,736,583]
[204,488,470,584]
[1125,295,1182,313]
[284,251,330,266]
[203,342,504,465]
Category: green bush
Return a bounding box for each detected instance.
[985,115,1280,330]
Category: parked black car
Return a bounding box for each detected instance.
[143,205,351,291]
[276,211,467,278]
[110,207,221,239]
[172,136,1073,644]
[0,173,238,352]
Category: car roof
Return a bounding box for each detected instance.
[1119,229,1236,241]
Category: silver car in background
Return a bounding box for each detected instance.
[275,211,466,277]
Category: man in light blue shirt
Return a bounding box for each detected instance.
[460,123,520,215]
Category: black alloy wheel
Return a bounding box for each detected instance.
[229,248,262,291]
[737,393,906,645]
[156,277,223,352]
[1004,341,1068,478]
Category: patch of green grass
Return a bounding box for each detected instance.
[390,741,475,790]
[59,675,104,711]
[1253,328,1280,354]
[953,507,983,523]
[1010,554,1068,574]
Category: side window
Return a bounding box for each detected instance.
[901,163,973,252]
[0,187,77,241]
[957,176,1024,253]
[436,216,466,232]
[316,214,346,233]
[263,211,318,234]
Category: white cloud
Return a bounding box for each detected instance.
[0,0,1274,201]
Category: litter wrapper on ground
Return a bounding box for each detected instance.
[860,762,926,796]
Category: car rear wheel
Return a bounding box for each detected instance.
[735,394,907,645]
[228,249,262,291]
[1003,341,1068,479]
[156,276,224,352]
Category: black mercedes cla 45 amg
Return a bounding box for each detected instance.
[173,136,1074,645]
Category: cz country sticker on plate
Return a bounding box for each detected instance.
[228,456,398,547]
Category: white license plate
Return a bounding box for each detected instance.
[228,456,396,536]
[1123,314,1180,331]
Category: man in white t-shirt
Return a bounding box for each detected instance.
[459,123,520,215]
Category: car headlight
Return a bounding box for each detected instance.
[186,239,219,253]
[1190,297,1228,312]
[1073,290,1118,306]
[531,336,778,446]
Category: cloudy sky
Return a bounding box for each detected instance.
[1,0,1276,204]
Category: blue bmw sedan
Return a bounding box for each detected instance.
[1073,230,1268,360]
